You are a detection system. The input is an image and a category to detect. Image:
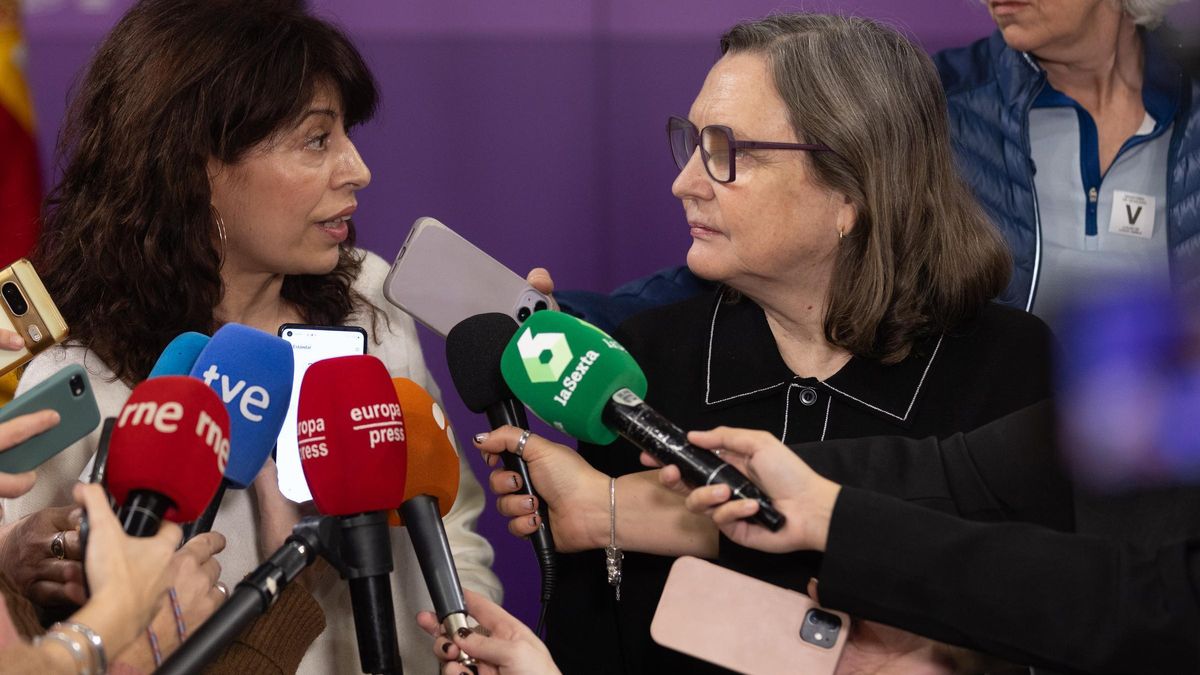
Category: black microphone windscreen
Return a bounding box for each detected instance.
[446,313,520,413]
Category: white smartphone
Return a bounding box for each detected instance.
[383,216,552,337]
[276,324,367,502]
[652,556,848,674]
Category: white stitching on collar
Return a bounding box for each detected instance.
[781,383,796,443]
[820,397,832,441]
[818,335,944,422]
[705,288,787,405]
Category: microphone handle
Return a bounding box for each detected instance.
[158,518,330,675]
[339,511,402,675]
[401,495,478,672]
[117,490,173,536]
[485,402,556,568]
[156,584,262,675]
[183,479,229,541]
[602,388,786,532]
[401,495,467,620]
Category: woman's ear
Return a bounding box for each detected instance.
[832,192,858,238]
[206,157,224,185]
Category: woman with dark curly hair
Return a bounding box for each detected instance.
[0,1,500,672]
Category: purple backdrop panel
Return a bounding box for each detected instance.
[27,0,1187,631]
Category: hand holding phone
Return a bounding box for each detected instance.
[652,556,848,674]
[383,217,552,336]
[0,364,100,474]
[0,259,69,377]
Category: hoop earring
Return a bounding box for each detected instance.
[210,205,227,266]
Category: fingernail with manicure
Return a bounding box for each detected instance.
[510,476,519,490]
[525,497,535,510]
[456,627,472,639]
[442,642,452,653]
[473,432,488,444]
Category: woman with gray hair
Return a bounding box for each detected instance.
[477,12,1057,675]
[557,0,1200,339]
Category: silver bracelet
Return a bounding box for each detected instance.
[59,621,107,675]
[34,629,89,674]
[604,476,623,601]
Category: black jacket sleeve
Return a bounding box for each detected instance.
[791,399,1074,531]
[818,487,1200,674]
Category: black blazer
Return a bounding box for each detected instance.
[543,289,1055,674]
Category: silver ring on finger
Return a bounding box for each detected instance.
[515,429,532,458]
[50,531,67,560]
[215,581,229,598]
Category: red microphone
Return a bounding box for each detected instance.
[299,355,407,675]
[107,376,228,536]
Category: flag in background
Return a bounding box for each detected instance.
[0,0,39,403]
[0,0,41,269]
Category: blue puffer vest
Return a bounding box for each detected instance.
[557,30,1200,333]
[935,29,1200,310]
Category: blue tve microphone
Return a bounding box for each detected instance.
[148,332,211,378]
[183,323,294,539]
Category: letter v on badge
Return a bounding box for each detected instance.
[1109,191,1155,239]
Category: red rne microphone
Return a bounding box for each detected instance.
[107,376,228,536]
[297,354,407,675]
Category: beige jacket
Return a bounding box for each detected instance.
[2,250,502,674]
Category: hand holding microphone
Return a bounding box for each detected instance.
[95,376,231,668]
[498,310,785,532]
[417,589,561,675]
[656,427,842,555]
[472,427,609,553]
[446,313,556,622]
[390,377,480,671]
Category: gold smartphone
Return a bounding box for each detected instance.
[0,259,69,377]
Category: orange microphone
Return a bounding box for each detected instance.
[389,377,476,670]
[389,377,459,525]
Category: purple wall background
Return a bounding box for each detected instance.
[20,0,1198,629]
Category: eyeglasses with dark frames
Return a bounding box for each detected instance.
[667,115,836,184]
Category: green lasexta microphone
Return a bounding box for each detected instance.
[500,311,785,531]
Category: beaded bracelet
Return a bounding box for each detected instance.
[146,626,163,668]
[167,587,187,641]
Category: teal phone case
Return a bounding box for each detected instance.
[0,364,101,473]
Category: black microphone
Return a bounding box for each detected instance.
[400,496,478,672]
[157,517,337,675]
[602,388,785,531]
[446,314,556,627]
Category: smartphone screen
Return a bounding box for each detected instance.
[277,325,367,502]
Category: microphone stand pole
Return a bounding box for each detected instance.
[157,516,341,675]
